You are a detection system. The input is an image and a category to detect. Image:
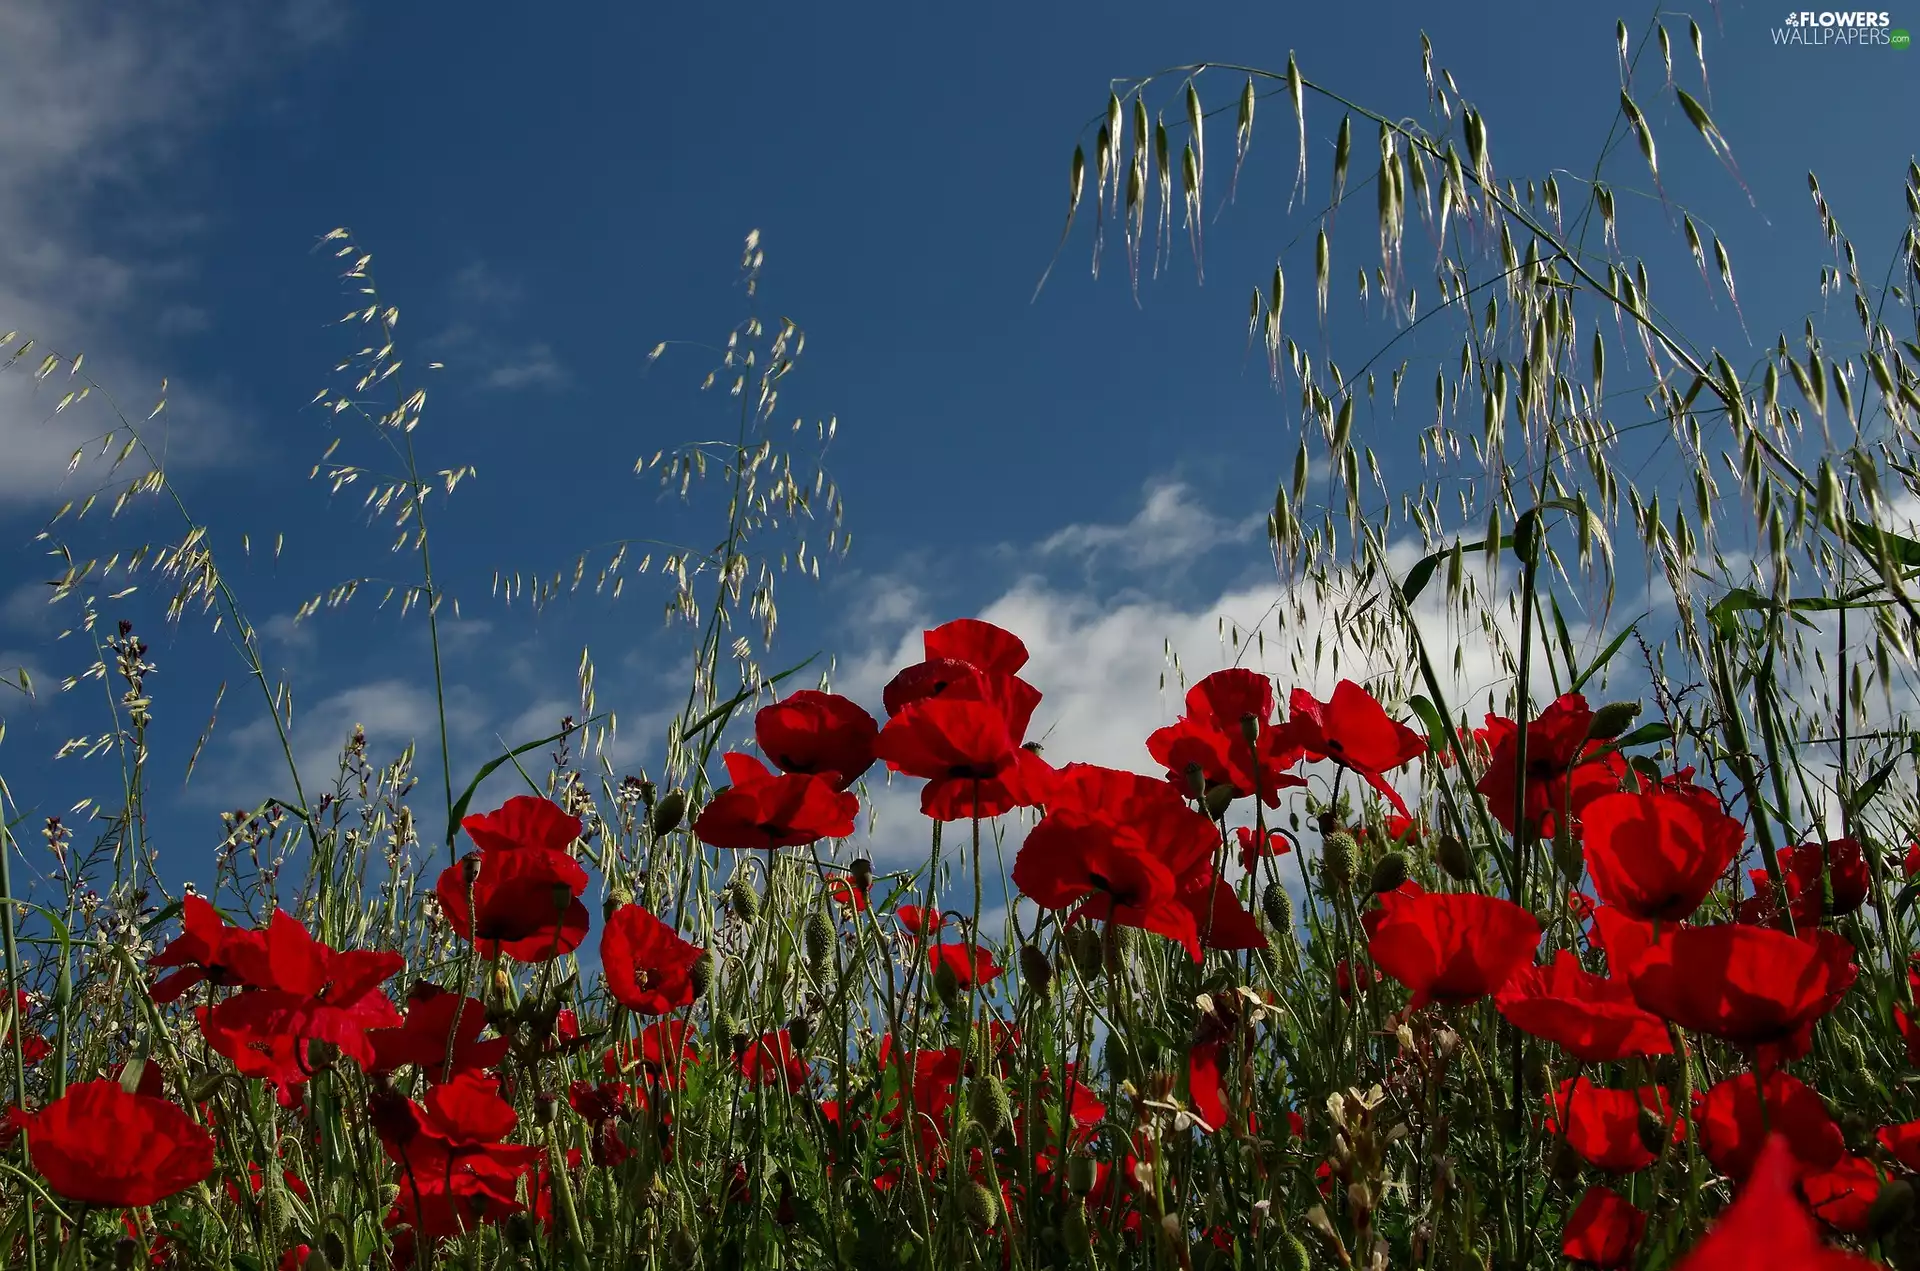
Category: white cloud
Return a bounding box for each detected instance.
[480,344,569,391]
[1037,478,1263,572]
[0,3,343,505]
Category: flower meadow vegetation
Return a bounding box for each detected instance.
[7,11,1920,1271]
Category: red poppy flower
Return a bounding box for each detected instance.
[1800,1156,1880,1234]
[1878,1119,1920,1172]
[1905,843,1920,878]
[1283,681,1426,818]
[17,1081,215,1207]
[1545,1078,1675,1173]
[755,691,878,791]
[883,618,1034,710]
[1334,959,1375,999]
[896,905,944,936]
[1561,1185,1646,1269]
[1179,877,1268,952]
[1628,924,1857,1061]
[692,753,860,849]
[149,894,273,1003]
[1586,904,1659,977]
[1382,813,1415,842]
[1366,891,1541,1008]
[1692,1070,1844,1183]
[1233,826,1293,874]
[367,985,510,1083]
[435,797,591,962]
[1497,950,1673,1062]
[5,991,48,1067]
[928,943,1002,990]
[601,905,705,1015]
[826,873,869,912]
[375,1073,542,1232]
[1145,669,1307,805]
[1188,1038,1230,1132]
[1672,1135,1876,1270]
[1475,694,1629,840]
[602,1020,698,1090]
[1779,838,1872,919]
[1581,789,1743,922]
[1012,765,1219,961]
[198,911,403,1099]
[737,1030,810,1090]
[875,695,1050,821]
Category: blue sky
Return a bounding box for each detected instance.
[0,1,1912,899]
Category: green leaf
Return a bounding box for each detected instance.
[1609,721,1673,750]
[445,723,598,850]
[1402,534,1514,603]
[1570,617,1646,694]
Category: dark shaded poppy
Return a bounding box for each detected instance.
[1475,694,1627,840]
[755,691,879,791]
[1692,1070,1844,1183]
[1366,891,1541,1008]
[600,905,705,1015]
[148,894,273,1003]
[375,1072,542,1239]
[1780,838,1872,920]
[1283,681,1427,818]
[5,990,48,1067]
[737,1030,810,1091]
[1581,788,1743,922]
[1561,1185,1646,1268]
[691,753,860,849]
[1497,950,1673,1062]
[367,984,509,1083]
[16,1080,215,1207]
[1628,924,1856,1061]
[1879,1119,1920,1172]
[1800,1156,1880,1234]
[1671,1135,1875,1270]
[435,797,591,962]
[1545,1078,1675,1173]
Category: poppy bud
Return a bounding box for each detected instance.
[1277,1231,1312,1271]
[849,857,873,890]
[1063,925,1104,980]
[638,779,658,808]
[932,956,962,1005]
[306,1039,339,1072]
[650,790,687,836]
[970,1074,1012,1138]
[1636,1105,1669,1156]
[1435,834,1474,881]
[1066,1154,1099,1195]
[1059,1199,1089,1248]
[727,878,761,923]
[321,1231,347,1271]
[1184,762,1208,800]
[1315,809,1339,834]
[689,952,715,1000]
[551,882,575,916]
[803,910,835,969]
[505,1213,537,1248]
[1525,1054,1552,1094]
[190,1071,226,1102]
[787,1015,812,1050]
[1548,1136,1583,1180]
[1321,832,1356,894]
[1019,943,1053,992]
[1870,1178,1916,1236]
[303,1246,335,1271]
[720,1015,749,1056]
[114,1239,140,1271]
[1587,701,1642,740]
[961,1179,1000,1229]
[1369,851,1408,894]
[1203,783,1237,818]
[1261,882,1293,932]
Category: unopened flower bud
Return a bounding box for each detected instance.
[603,883,634,921]
[1870,1177,1916,1236]
[727,878,761,923]
[932,956,962,1005]
[1277,1230,1311,1271]
[962,1179,1000,1229]
[970,1074,1012,1138]
[1435,834,1474,881]
[1369,851,1408,894]
[1203,783,1237,818]
[1552,831,1585,883]
[650,789,688,836]
[689,952,714,1000]
[1587,701,1642,741]
[1066,1154,1098,1195]
[787,1015,812,1051]
[848,857,873,890]
[803,910,835,969]
[1018,943,1053,992]
[535,1093,560,1125]
[1063,925,1104,980]
[1321,832,1356,894]
[551,882,575,915]
[302,1245,334,1271]
[1261,882,1293,932]
[669,1225,699,1268]
[1636,1105,1668,1156]
[1184,762,1208,800]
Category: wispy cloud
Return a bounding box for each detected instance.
[1036,478,1264,572]
[430,263,571,394]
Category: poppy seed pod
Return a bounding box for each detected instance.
[970,1074,1013,1138]
[1066,1154,1098,1195]
[1203,783,1237,818]
[1435,833,1474,881]
[1369,851,1408,894]
[1018,943,1053,992]
[1321,832,1357,894]
[803,910,835,969]
[962,1179,1000,1229]
[726,878,761,924]
[932,956,962,1005]
[1262,882,1293,932]
[1277,1231,1311,1271]
[1587,700,1642,740]
[649,790,688,836]
[1185,762,1208,800]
